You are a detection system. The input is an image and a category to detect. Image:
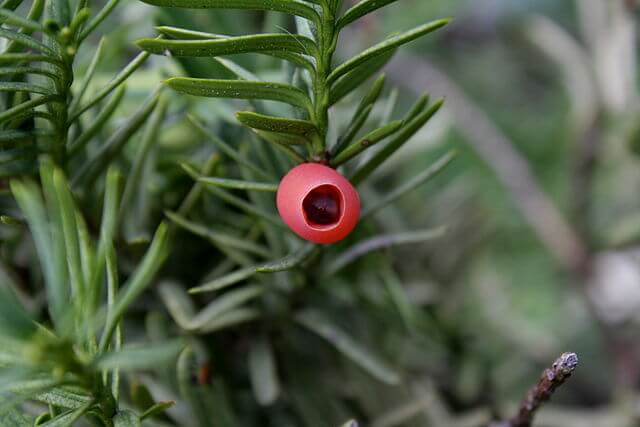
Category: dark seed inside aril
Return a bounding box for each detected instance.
[303,187,341,225]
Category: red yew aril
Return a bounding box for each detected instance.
[277,163,360,244]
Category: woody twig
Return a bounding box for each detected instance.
[491,352,579,427]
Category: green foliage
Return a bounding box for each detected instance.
[1,0,457,425]
[0,0,154,180]
[139,0,448,164]
[130,1,454,425]
[1,161,177,423]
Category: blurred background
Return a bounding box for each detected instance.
[4,0,640,426]
[334,1,640,424]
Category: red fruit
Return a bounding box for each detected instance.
[277,163,360,244]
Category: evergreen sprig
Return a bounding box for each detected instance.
[1,0,177,423]
[133,0,456,421]
[1,160,177,424]
[0,0,154,182]
[1,0,457,424]
[137,0,449,164]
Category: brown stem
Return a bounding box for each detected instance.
[490,352,579,427]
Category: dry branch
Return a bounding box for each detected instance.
[490,352,579,427]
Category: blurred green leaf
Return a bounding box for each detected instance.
[112,409,141,427]
[94,340,183,371]
[166,210,271,257]
[361,150,456,217]
[332,104,373,156]
[48,0,70,25]
[130,381,155,414]
[120,96,168,222]
[295,310,401,385]
[39,161,71,328]
[252,129,302,147]
[0,287,35,340]
[295,14,315,39]
[0,407,31,426]
[252,130,307,162]
[71,50,150,121]
[189,285,264,330]
[190,243,316,293]
[0,148,37,177]
[0,66,57,80]
[87,167,122,314]
[0,129,50,144]
[34,412,51,425]
[380,266,416,332]
[188,115,274,181]
[331,120,403,167]
[160,283,262,333]
[182,162,282,226]
[157,282,195,330]
[248,335,280,406]
[327,227,448,274]
[78,0,121,42]
[214,57,262,81]
[337,0,399,29]
[68,37,106,113]
[69,85,127,156]
[38,402,93,426]
[328,19,450,84]
[34,388,92,409]
[404,93,429,123]
[0,95,60,125]
[140,401,175,420]
[0,8,43,31]
[52,168,85,303]
[0,372,58,395]
[0,53,58,66]
[198,308,260,333]
[75,213,95,286]
[198,177,279,193]
[0,28,56,55]
[10,178,67,323]
[352,98,444,184]
[105,243,122,398]
[100,222,171,351]
[0,0,25,11]
[177,153,222,217]
[0,147,35,163]
[176,347,209,426]
[73,89,160,186]
[329,52,394,106]
[331,74,385,156]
